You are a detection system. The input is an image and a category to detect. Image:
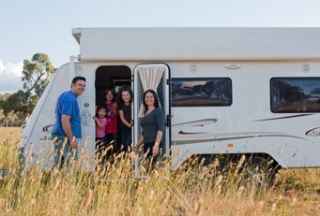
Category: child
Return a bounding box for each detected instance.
[95,106,107,143]
[104,89,118,143]
[118,87,133,151]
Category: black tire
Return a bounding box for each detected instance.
[243,154,281,187]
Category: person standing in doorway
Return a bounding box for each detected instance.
[118,87,133,152]
[104,89,118,143]
[95,106,108,143]
[51,76,86,168]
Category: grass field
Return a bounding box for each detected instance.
[1,127,320,215]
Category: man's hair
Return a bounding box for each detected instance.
[72,76,86,84]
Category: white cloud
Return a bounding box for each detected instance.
[0,59,23,93]
[0,61,4,72]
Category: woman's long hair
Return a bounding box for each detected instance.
[143,89,159,112]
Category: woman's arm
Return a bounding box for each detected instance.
[155,108,165,143]
[119,110,132,128]
[154,131,163,147]
[152,109,165,156]
[152,131,163,157]
[138,135,144,147]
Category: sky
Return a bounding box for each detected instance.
[1,0,320,92]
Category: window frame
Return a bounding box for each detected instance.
[171,77,233,107]
[270,76,320,113]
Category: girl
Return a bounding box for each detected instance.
[139,89,165,160]
[104,89,118,143]
[118,87,133,151]
[95,106,108,142]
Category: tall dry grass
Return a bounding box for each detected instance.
[1,127,320,216]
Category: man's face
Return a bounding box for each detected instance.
[72,80,86,96]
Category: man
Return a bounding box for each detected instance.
[51,76,86,168]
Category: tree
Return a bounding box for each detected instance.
[0,109,5,126]
[1,90,32,114]
[0,53,55,121]
[22,53,55,97]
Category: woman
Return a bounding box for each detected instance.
[139,89,165,160]
[118,87,133,151]
[104,88,118,143]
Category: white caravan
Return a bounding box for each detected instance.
[21,27,320,170]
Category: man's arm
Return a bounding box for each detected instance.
[61,114,77,148]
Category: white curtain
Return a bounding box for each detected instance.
[138,65,165,117]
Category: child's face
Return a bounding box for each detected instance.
[98,108,107,117]
[122,91,131,104]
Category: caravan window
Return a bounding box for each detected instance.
[270,77,320,113]
[172,78,232,107]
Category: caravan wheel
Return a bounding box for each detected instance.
[242,154,281,187]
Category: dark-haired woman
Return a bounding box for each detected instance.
[138,89,165,161]
[118,87,133,152]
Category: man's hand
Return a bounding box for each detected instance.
[70,136,78,149]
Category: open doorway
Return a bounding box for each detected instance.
[95,65,131,107]
[95,65,132,160]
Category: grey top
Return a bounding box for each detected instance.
[140,107,165,144]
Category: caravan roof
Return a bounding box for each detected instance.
[72,27,320,62]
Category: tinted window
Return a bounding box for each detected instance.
[172,78,232,106]
[271,77,320,113]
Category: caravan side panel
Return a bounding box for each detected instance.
[170,62,320,169]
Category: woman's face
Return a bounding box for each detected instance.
[122,91,131,104]
[105,90,114,102]
[144,92,155,107]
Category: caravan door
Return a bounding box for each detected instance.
[133,64,171,155]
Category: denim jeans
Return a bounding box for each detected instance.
[51,135,80,169]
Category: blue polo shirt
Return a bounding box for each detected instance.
[52,90,82,138]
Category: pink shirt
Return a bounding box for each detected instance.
[96,117,107,138]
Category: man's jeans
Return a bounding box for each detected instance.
[51,135,80,169]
